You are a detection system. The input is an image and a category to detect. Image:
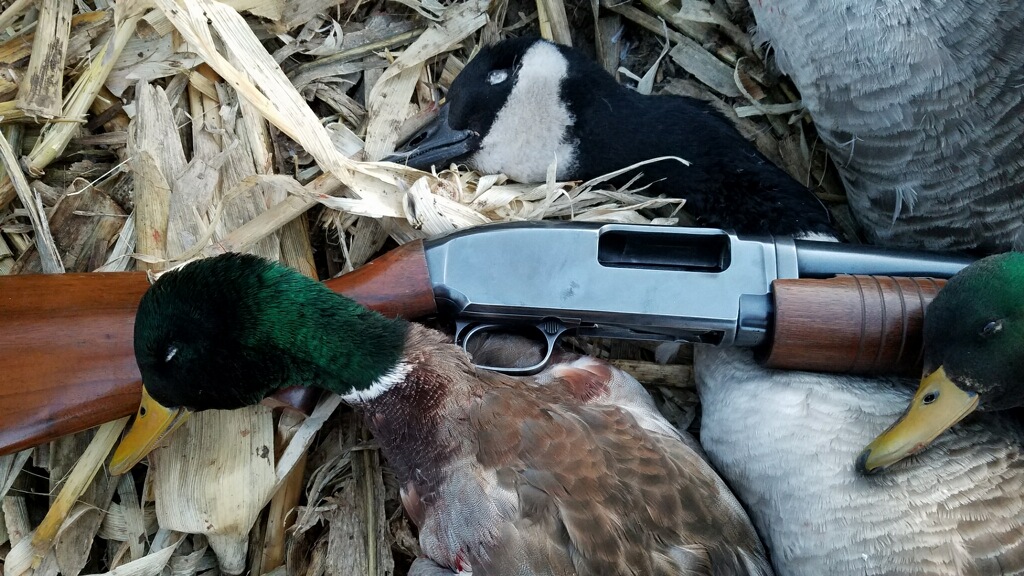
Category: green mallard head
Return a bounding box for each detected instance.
[858,251,1024,473]
[110,253,407,473]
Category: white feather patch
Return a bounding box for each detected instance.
[796,231,840,242]
[471,41,578,182]
[341,361,412,403]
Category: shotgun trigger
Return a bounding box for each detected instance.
[455,320,567,376]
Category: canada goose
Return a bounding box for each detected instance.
[388,37,835,238]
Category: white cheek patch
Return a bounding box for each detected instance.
[341,361,412,404]
[471,42,578,183]
[796,232,840,242]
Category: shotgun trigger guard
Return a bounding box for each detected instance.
[455,320,567,376]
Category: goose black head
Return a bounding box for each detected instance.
[388,37,582,182]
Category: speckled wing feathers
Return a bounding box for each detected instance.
[389,326,771,575]
[462,359,772,575]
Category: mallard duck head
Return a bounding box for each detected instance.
[109,253,407,474]
[858,251,1024,473]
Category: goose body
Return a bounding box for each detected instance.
[749,0,1024,251]
[695,346,1024,575]
[112,254,772,576]
[389,37,834,238]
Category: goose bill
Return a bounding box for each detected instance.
[384,105,478,170]
[109,387,190,475]
[857,366,979,474]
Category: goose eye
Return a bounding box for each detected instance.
[165,344,179,363]
[487,70,509,85]
[980,320,1003,338]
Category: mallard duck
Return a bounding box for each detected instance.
[387,37,835,238]
[695,345,1024,575]
[747,0,1024,252]
[110,253,773,576]
[858,251,1024,473]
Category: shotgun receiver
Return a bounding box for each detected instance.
[0,221,970,456]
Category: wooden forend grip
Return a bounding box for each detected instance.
[762,275,946,376]
[0,240,436,456]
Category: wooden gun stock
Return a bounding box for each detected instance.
[0,241,435,456]
[763,275,946,375]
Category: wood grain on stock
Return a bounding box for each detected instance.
[321,240,436,316]
[0,240,434,456]
[763,275,946,376]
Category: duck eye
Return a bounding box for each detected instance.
[922,391,938,405]
[487,69,509,85]
[164,344,179,363]
[980,320,1003,338]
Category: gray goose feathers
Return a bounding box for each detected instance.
[749,0,1024,252]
